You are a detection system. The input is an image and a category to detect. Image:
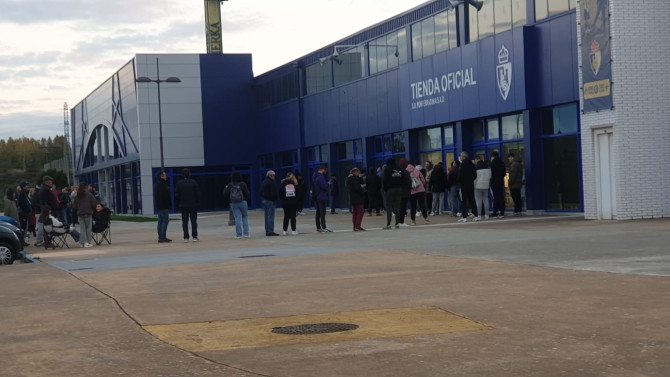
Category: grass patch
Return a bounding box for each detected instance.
[111,215,157,222]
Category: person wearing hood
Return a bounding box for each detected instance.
[406,163,430,225]
[457,152,477,223]
[507,153,524,216]
[489,151,507,218]
[279,172,300,235]
[473,155,492,221]
[381,158,404,229]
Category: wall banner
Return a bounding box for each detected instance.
[580,0,612,112]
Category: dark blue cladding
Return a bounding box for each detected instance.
[199,54,255,165]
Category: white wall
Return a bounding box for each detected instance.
[579,0,670,220]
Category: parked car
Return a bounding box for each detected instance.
[0,221,24,265]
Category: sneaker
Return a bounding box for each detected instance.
[485,215,489,220]
[497,215,504,219]
[193,237,199,242]
[398,223,410,227]
[474,217,481,222]
[316,229,324,233]
[235,236,242,239]
[382,225,392,230]
[282,231,288,236]
[324,228,333,232]
[84,243,93,248]
[243,234,250,238]
[456,212,462,217]
[184,238,189,243]
[394,224,400,229]
[356,227,366,231]
[34,242,44,247]
[410,221,416,225]
[458,218,467,223]
[291,231,298,236]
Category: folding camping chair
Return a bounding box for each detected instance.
[43,224,70,249]
[92,218,111,245]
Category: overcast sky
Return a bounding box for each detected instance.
[0,0,429,142]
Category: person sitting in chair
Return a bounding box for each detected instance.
[39,205,81,246]
[92,203,111,233]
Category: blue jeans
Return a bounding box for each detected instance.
[262,200,275,235]
[230,201,249,237]
[157,209,170,239]
[449,185,461,214]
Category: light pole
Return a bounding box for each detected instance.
[136,58,181,171]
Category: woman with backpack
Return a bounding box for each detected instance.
[223,172,251,239]
[279,172,301,236]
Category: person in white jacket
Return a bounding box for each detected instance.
[473,155,492,221]
[40,206,82,245]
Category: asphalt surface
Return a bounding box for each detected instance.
[1,210,669,377]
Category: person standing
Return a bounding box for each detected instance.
[473,155,491,221]
[260,170,279,236]
[312,165,332,232]
[381,158,404,229]
[457,152,477,223]
[424,161,434,213]
[407,163,430,225]
[4,189,19,222]
[329,174,340,214]
[366,167,382,216]
[224,172,251,239]
[347,168,366,231]
[447,160,461,216]
[72,182,97,248]
[17,181,32,243]
[175,168,201,242]
[36,176,58,246]
[507,153,524,216]
[430,162,447,215]
[489,151,507,218]
[154,171,172,242]
[398,158,412,227]
[279,172,300,235]
[295,172,308,216]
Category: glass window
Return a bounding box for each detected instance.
[495,0,512,33]
[435,11,450,54]
[443,151,456,167]
[398,27,408,65]
[353,139,362,157]
[420,151,442,167]
[374,137,383,153]
[543,135,580,210]
[535,0,548,21]
[478,0,495,40]
[279,150,294,167]
[338,141,354,160]
[488,118,500,140]
[393,133,406,153]
[473,120,485,142]
[447,10,458,49]
[387,33,399,69]
[512,0,527,28]
[306,62,332,94]
[418,127,442,150]
[334,46,364,87]
[469,3,479,42]
[542,104,578,135]
[320,144,329,163]
[421,17,436,58]
[412,22,423,60]
[444,125,454,145]
[502,114,523,140]
[384,135,392,153]
[548,0,570,17]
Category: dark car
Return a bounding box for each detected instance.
[0,221,24,265]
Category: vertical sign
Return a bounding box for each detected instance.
[580,0,612,112]
[205,0,223,54]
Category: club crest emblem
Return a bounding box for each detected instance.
[589,40,601,76]
[496,45,512,101]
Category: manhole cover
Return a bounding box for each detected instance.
[272,323,359,335]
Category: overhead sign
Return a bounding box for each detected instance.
[580,0,612,112]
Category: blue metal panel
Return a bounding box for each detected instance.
[200,54,255,165]
[550,14,578,104]
[256,102,300,153]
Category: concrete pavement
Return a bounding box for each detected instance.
[1,210,669,376]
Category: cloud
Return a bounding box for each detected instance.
[0,112,64,141]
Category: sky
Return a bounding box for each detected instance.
[0,0,430,142]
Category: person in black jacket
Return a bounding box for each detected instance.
[279,172,301,235]
[175,168,201,242]
[489,151,507,218]
[154,171,172,243]
[429,162,447,215]
[35,176,58,246]
[17,181,32,242]
[260,170,279,236]
[294,172,308,216]
[347,168,367,231]
[365,167,382,216]
[457,152,477,223]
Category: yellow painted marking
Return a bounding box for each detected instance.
[144,307,491,352]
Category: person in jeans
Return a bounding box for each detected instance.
[154,171,172,242]
[473,155,491,221]
[72,182,97,247]
[175,168,201,242]
[224,172,251,239]
[381,158,404,229]
[429,162,447,215]
[489,151,507,218]
[457,152,477,223]
[260,170,279,236]
[447,160,461,216]
[312,165,332,232]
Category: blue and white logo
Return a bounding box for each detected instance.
[496,45,512,101]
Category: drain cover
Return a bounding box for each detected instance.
[272,323,359,335]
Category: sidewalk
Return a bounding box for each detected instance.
[2,211,669,377]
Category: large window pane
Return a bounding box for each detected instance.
[543,136,580,210]
[494,0,512,33]
[502,114,523,140]
[387,33,399,69]
[548,0,569,17]
[488,118,500,140]
[306,62,331,94]
[448,10,458,49]
[502,141,525,210]
[418,127,442,150]
[393,133,406,153]
[512,0,527,27]
[444,125,454,145]
[398,27,408,65]
[421,17,436,58]
[478,0,495,40]
[412,22,423,60]
[535,0,548,21]
[542,104,578,135]
[469,3,479,42]
[435,11,450,53]
[473,120,485,142]
[334,47,364,86]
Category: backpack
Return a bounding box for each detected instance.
[411,175,421,189]
[285,184,296,197]
[229,183,244,203]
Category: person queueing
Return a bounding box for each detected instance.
[347,168,367,231]
[381,159,404,229]
[312,165,332,233]
[406,163,430,225]
[366,167,382,216]
[279,172,300,235]
[175,168,201,242]
[72,182,97,247]
[154,171,172,243]
[457,152,477,223]
[17,181,32,243]
[224,172,251,239]
[260,170,279,236]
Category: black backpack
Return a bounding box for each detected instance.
[229,183,244,203]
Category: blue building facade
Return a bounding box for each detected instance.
[72,0,583,215]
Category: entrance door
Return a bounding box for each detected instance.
[595,128,615,219]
